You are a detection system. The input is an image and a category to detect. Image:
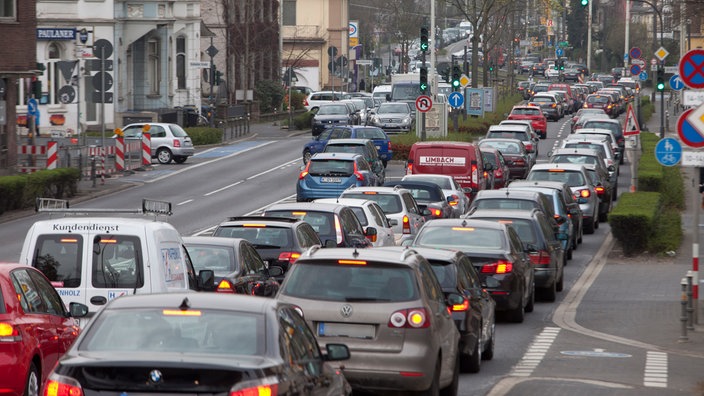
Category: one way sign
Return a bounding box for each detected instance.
[623,104,640,136]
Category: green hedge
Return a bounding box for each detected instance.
[184,127,223,145]
[609,192,661,255]
[0,168,80,215]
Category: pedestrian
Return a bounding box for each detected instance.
[359,79,366,92]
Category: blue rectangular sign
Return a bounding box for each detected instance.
[465,88,484,116]
[37,28,76,40]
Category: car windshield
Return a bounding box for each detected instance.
[528,170,586,187]
[377,103,409,114]
[317,105,349,115]
[308,159,354,176]
[355,127,386,139]
[186,244,236,272]
[391,85,421,101]
[414,226,505,250]
[213,226,292,249]
[342,193,403,214]
[281,263,419,302]
[79,308,264,355]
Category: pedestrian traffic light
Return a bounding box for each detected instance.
[451,66,461,89]
[420,27,429,52]
[419,66,428,93]
[580,0,588,6]
[656,67,665,91]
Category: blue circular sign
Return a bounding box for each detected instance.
[448,92,464,108]
[679,49,704,89]
[639,71,648,81]
[654,137,682,166]
[629,47,642,59]
[630,64,641,76]
[556,48,564,57]
[678,109,704,147]
[670,75,685,91]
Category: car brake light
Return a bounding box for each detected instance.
[216,279,235,294]
[278,252,301,263]
[402,215,411,234]
[303,98,309,106]
[173,139,181,148]
[406,163,413,175]
[481,260,513,274]
[388,308,430,328]
[448,194,460,206]
[0,323,21,341]
[575,189,591,198]
[299,162,310,180]
[551,103,556,108]
[353,162,364,181]
[595,186,605,195]
[388,141,392,151]
[335,215,343,245]
[451,298,470,312]
[230,377,280,396]
[44,373,83,396]
[432,208,443,218]
[529,250,552,265]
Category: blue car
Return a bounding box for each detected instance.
[297,153,380,202]
[302,126,393,167]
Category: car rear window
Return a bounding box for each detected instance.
[281,262,418,302]
[415,225,505,250]
[512,108,540,116]
[308,159,354,176]
[341,192,403,214]
[92,235,144,289]
[324,144,366,156]
[474,218,537,245]
[428,261,458,289]
[187,244,236,272]
[80,308,264,355]
[355,127,386,140]
[528,170,585,187]
[170,124,189,137]
[213,225,293,249]
[480,141,522,154]
[487,131,528,141]
[587,96,608,104]
[551,155,600,166]
[474,198,538,211]
[264,211,336,241]
[32,234,84,288]
[404,186,444,202]
[405,175,452,189]
[584,121,621,137]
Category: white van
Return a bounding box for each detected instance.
[20,198,215,326]
[372,84,392,102]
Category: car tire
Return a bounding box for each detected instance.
[482,323,495,360]
[566,244,573,260]
[557,270,564,292]
[599,207,609,222]
[525,285,535,313]
[461,326,481,373]
[303,149,312,164]
[441,354,460,396]
[157,148,173,164]
[24,362,40,396]
[584,218,596,234]
[543,280,557,302]
[173,156,187,164]
[509,289,526,323]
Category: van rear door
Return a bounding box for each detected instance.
[411,144,480,198]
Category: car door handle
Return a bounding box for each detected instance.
[90,296,107,305]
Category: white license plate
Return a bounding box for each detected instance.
[318,322,375,338]
[376,145,381,150]
[321,177,342,183]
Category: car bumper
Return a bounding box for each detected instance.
[171,147,195,157]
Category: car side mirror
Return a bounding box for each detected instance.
[198,269,216,291]
[547,150,553,157]
[445,292,464,307]
[268,266,284,277]
[324,343,351,361]
[68,302,89,318]
[484,163,494,171]
[555,215,566,225]
[324,239,337,248]
[365,226,377,237]
[400,239,414,247]
[608,165,615,172]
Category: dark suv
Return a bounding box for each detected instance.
[263,202,373,248]
[302,126,393,167]
[211,216,322,280]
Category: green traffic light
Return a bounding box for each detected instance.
[452,80,460,87]
[657,81,665,91]
[580,0,588,6]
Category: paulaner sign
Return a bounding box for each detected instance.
[37,28,76,40]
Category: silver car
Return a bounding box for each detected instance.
[315,198,396,247]
[367,102,414,133]
[276,246,461,394]
[120,123,194,164]
[402,174,471,217]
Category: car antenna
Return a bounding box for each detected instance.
[179,297,191,311]
[461,219,467,227]
[352,247,359,258]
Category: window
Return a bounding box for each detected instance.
[147,39,161,95]
[176,36,186,89]
[0,0,15,20]
[47,43,62,105]
[33,235,84,288]
[282,0,296,26]
[91,235,144,289]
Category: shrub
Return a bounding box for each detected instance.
[255,80,286,113]
[185,127,223,145]
[609,191,660,256]
[0,175,26,215]
[649,207,682,253]
[294,111,315,131]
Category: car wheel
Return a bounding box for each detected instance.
[156,148,173,164]
[594,215,600,229]
[543,280,557,302]
[441,354,460,396]
[24,362,40,396]
[461,326,481,373]
[482,323,495,360]
[303,149,312,164]
[509,289,526,323]
[525,285,535,313]
[578,227,584,243]
[382,159,388,168]
[566,244,573,260]
[620,155,625,165]
[599,207,609,222]
[584,218,596,234]
[173,156,187,164]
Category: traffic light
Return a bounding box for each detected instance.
[559,60,565,70]
[656,67,665,91]
[30,77,42,99]
[420,27,429,52]
[419,66,428,93]
[488,64,494,72]
[215,70,223,85]
[580,0,588,6]
[451,66,461,90]
[554,63,559,70]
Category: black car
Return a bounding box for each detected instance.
[467,208,565,302]
[211,216,322,280]
[410,218,535,323]
[263,202,373,248]
[383,179,456,219]
[184,236,282,296]
[411,247,496,373]
[44,293,352,395]
[323,138,386,184]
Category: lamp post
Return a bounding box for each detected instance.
[631,0,664,138]
[288,75,297,130]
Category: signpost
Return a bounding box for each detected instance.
[623,104,640,136]
[670,75,685,91]
[678,108,704,148]
[447,92,464,109]
[654,137,682,166]
[415,95,432,113]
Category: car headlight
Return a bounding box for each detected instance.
[403,117,411,124]
[372,116,380,123]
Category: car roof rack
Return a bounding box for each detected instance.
[35,198,172,218]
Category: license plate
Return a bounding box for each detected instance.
[320,177,342,183]
[318,322,375,338]
[376,146,381,150]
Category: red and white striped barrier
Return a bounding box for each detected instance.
[142,133,151,165]
[46,141,58,170]
[115,137,125,171]
[88,146,116,156]
[18,145,47,155]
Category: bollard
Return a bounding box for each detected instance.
[666,110,670,131]
[687,271,695,330]
[680,278,689,342]
[91,156,97,188]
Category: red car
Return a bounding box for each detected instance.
[507,105,548,139]
[0,263,88,396]
[583,94,616,117]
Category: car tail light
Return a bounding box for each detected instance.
[173,139,181,148]
[529,250,552,265]
[44,373,83,396]
[230,377,280,396]
[451,298,470,312]
[299,162,310,180]
[431,208,443,218]
[388,308,430,328]
[406,162,413,175]
[335,215,343,245]
[481,260,513,274]
[402,215,411,234]
[595,185,606,196]
[575,189,591,199]
[388,141,392,151]
[448,194,460,206]
[303,98,309,107]
[0,323,21,341]
[551,103,556,108]
[278,252,301,264]
[524,143,533,152]
[353,162,364,181]
[216,279,235,294]
[513,158,526,166]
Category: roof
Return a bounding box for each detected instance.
[531,163,587,172]
[467,208,540,220]
[315,198,376,207]
[421,217,509,231]
[475,189,546,200]
[265,202,347,213]
[508,180,570,191]
[324,138,372,146]
[298,246,424,266]
[488,124,528,132]
[182,236,245,247]
[309,152,363,161]
[100,292,274,313]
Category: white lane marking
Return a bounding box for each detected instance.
[204,180,243,196]
[203,159,299,196]
[177,199,193,206]
[644,351,668,388]
[510,327,561,377]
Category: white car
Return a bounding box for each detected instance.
[315,198,396,246]
[545,67,560,79]
[401,174,470,217]
[119,123,195,164]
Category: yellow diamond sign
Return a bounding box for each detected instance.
[655,47,669,61]
[460,74,471,88]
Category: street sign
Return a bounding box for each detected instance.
[630,64,641,76]
[639,71,648,81]
[683,90,704,106]
[556,48,564,57]
[632,58,645,66]
[356,59,373,66]
[670,75,685,91]
[447,92,464,108]
[654,46,669,61]
[654,137,682,167]
[189,61,210,68]
[629,47,642,59]
[459,74,471,88]
[650,58,657,66]
[678,108,704,147]
[623,53,629,62]
[686,104,704,135]
[415,95,432,113]
[683,151,704,166]
[664,66,678,73]
[623,104,640,136]
[679,49,704,89]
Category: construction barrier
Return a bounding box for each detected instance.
[46,141,58,170]
[142,133,151,165]
[115,137,125,171]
